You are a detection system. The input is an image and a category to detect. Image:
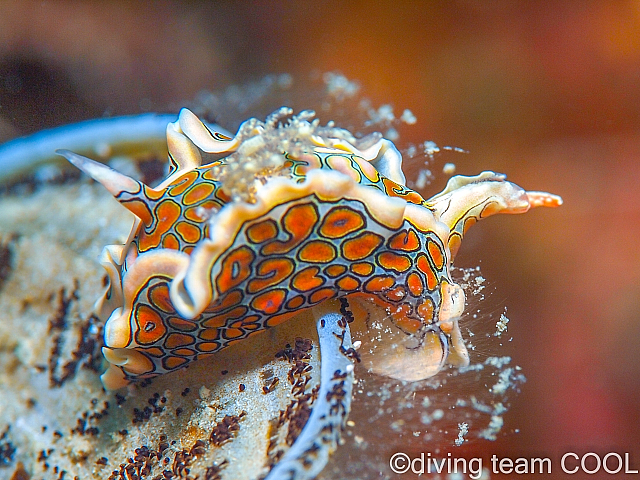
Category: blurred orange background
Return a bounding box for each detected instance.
[1,1,639,478]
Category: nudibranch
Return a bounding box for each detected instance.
[58,107,562,390]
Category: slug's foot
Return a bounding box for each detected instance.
[264,310,356,480]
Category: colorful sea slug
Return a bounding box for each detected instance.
[58,107,562,391]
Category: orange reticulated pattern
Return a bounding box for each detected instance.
[261,203,318,255]
[381,177,428,205]
[376,251,412,273]
[427,239,445,270]
[247,258,295,294]
[216,246,254,294]
[129,167,227,256]
[417,253,439,291]
[137,199,182,252]
[318,206,366,239]
[341,232,385,261]
[291,266,325,292]
[134,304,168,346]
[246,219,279,244]
[388,229,421,252]
[113,156,453,383]
[297,240,337,263]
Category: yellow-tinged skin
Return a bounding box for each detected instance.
[59,108,562,389]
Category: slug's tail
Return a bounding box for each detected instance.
[56,149,158,226]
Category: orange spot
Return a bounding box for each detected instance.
[309,288,336,304]
[382,178,425,204]
[240,315,261,327]
[286,295,305,309]
[216,246,254,294]
[342,232,384,261]
[262,203,318,255]
[121,198,153,226]
[138,199,182,252]
[197,342,220,352]
[206,289,243,313]
[184,200,220,222]
[168,171,198,196]
[215,188,231,204]
[183,182,215,206]
[350,262,374,276]
[291,266,324,292]
[385,285,406,302]
[480,202,501,218]
[406,272,424,297]
[363,275,395,293]
[324,264,347,277]
[298,240,337,263]
[388,229,421,252]
[417,254,438,291]
[427,240,445,270]
[202,306,247,328]
[242,315,260,327]
[251,289,287,315]
[162,233,180,250]
[202,163,223,181]
[246,219,278,244]
[337,275,360,292]
[417,298,435,322]
[377,251,412,273]
[199,328,219,341]
[265,310,298,327]
[164,333,195,349]
[463,216,477,234]
[448,234,462,259]
[223,328,244,339]
[318,206,365,239]
[134,305,167,345]
[175,221,202,244]
[139,347,165,357]
[173,348,195,357]
[163,356,188,370]
[143,185,165,201]
[247,258,295,293]
[148,283,174,313]
[402,190,426,205]
[167,316,198,332]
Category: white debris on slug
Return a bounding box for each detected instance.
[366,104,395,126]
[415,168,434,189]
[323,72,360,100]
[443,162,456,175]
[454,422,469,446]
[479,415,504,441]
[423,140,441,158]
[210,108,364,203]
[494,313,510,337]
[400,109,417,125]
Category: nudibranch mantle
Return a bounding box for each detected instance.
[58,107,562,390]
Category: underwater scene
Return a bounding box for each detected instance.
[0,3,638,480]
